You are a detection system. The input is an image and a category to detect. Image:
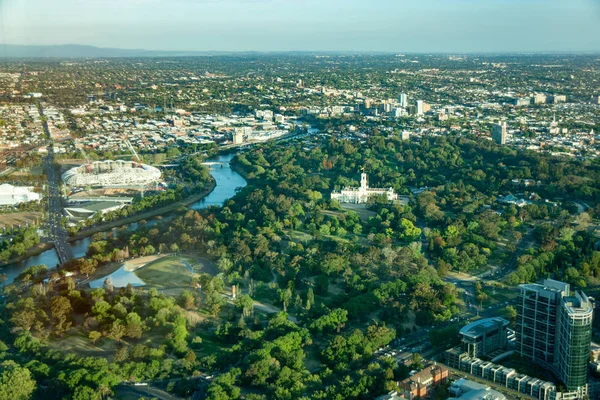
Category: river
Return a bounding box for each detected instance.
[1,152,247,284]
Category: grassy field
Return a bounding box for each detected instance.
[48,330,120,358]
[191,334,222,358]
[49,327,171,359]
[340,203,377,222]
[484,286,519,306]
[135,255,200,288]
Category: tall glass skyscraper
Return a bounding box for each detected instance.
[516,279,593,399]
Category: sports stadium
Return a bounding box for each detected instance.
[62,160,162,188]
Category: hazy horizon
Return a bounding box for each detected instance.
[0,0,599,53]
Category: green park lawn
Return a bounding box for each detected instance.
[48,327,172,359]
[135,255,200,288]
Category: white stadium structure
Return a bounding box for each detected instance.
[62,160,162,188]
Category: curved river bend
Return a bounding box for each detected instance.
[2,153,247,284]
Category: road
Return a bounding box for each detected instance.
[39,102,74,265]
[115,384,182,400]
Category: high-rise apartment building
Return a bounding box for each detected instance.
[233,127,251,144]
[416,100,431,115]
[492,122,508,145]
[516,279,593,399]
[398,93,408,108]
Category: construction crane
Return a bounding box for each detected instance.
[125,139,142,164]
[123,139,157,197]
[78,146,92,172]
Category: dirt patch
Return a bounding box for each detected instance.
[0,211,42,229]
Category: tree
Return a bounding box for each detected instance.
[79,260,96,278]
[398,218,422,242]
[207,292,226,316]
[310,309,348,334]
[179,290,195,310]
[125,312,143,339]
[0,360,36,400]
[279,288,292,312]
[506,305,517,324]
[109,321,127,343]
[410,353,424,370]
[51,296,72,334]
[235,294,254,318]
[73,386,100,400]
[89,331,102,345]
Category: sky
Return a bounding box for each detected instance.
[0,0,599,52]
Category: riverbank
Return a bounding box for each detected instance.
[68,178,216,242]
[0,179,216,269]
[229,155,251,181]
[0,241,55,268]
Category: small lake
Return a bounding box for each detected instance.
[1,152,246,284]
[89,265,146,289]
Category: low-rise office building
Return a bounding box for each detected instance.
[449,378,506,400]
[459,317,510,358]
[0,184,42,206]
[397,364,448,399]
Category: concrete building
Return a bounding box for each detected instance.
[397,364,448,399]
[549,95,567,104]
[331,172,398,204]
[512,97,531,107]
[255,109,274,121]
[492,122,508,145]
[393,107,406,118]
[416,100,425,116]
[452,357,556,400]
[233,127,251,144]
[0,184,42,206]
[376,391,402,400]
[459,318,510,358]
[516,279,593,399]
[534,94,548,104]
[398,93,408,108]
[594,96,600,105]
[449,379,506,400]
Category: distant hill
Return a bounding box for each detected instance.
[0,44,396,58]
[0,44,236,58]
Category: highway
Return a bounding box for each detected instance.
[39,103,74,265]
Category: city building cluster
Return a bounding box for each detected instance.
[446,279,594,400]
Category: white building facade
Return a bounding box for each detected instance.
[0,184,42,206]
[331,172,398,204]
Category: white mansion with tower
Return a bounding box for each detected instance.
[331,172,398,204]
